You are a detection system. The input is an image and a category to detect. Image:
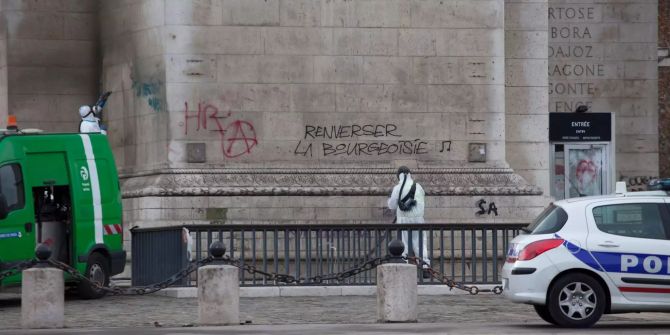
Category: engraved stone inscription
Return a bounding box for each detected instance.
[548,1,658,179]
[548,5,601,113]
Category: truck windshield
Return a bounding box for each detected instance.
[0,164,24,212]
[525,204,568,235]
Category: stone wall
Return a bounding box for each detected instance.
[100,0,168,173]
[659,0,670,178]
[0,0,99,131]
[505,0,550,194]
[548,0,659,179]
[160,0,508,170]
[0,7,7,126]
[107,0,548,230]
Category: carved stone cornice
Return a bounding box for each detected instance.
[119,167,517,177]
[120,168,542,198]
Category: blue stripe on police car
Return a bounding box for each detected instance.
[561,238,604,272]
[592,251,670,275]
[560,237,670,275]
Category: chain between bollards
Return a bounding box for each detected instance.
[11,240,502,297]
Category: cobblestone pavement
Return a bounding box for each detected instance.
[1,293,669,330]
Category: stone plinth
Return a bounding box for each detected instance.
[376,263,417,323]
[21,267,64,329]
[197,264,239,326]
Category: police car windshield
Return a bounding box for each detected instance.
[525,204,568,235]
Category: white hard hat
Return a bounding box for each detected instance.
[79,105,92,118]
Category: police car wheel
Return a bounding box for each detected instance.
[533,305,557,325]
[78,253,110,300]
[547,273,605,328]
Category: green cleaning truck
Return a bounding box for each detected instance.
[0,131,124,299]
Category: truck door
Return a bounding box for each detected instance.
[586,199,670,303]
[0,162,35,284]
[24,152,71,265]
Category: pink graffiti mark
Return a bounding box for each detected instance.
[183,102,231,135]
[182,102,257,158]
[222,120,258,158]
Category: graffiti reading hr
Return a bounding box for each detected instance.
[293,124,448,157]
[180,102,257,158]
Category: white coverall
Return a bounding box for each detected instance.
[387,172,430,267]
[79,106,106,135]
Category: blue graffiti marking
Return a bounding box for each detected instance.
[132,80,162,112]
[147,97,161,112]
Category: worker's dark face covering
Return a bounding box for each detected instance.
[397,166,410,195]
[396,166,416,211]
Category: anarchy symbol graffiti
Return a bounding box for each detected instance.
[222,120,258,158]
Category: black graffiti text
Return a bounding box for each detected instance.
[304,124,401,140]
[476,199,499,216]
[322,140,429,157]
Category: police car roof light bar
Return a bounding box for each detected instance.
[647,178,670,193]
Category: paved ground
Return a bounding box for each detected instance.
[8,322,670,335]
[1,292,670,332]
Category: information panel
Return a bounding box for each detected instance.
[549,113,611,142]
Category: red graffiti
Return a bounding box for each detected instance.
[222,120,257,158]
[183,102,231,135]
[181,102,257,157]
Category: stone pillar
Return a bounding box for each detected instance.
[505,0,550,195]
[661,0,670,178]
[21,267,64,329]
[376,263,417,323]
[0,14,7,122]
[0,1,98,132]
[197,264,239,326]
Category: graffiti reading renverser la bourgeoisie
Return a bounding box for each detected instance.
[294,124,450,157]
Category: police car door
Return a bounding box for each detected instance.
[586,198,670,303]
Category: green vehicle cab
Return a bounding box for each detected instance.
[0,130,125,299]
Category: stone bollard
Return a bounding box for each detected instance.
[377,239,417,323]
[21,244,64,329]
[198,241,239,326]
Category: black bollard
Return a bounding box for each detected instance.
[387,239,405,263]
[34,243,52,268]
[208,241,226,264]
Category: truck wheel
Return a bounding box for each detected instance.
[78,253,109,299]
[547,273,605,328]
[533,304,557,325]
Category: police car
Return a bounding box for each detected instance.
[503,180,670,328]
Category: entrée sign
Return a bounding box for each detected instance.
[549,113,611,142]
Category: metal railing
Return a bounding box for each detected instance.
[131,223,525,287]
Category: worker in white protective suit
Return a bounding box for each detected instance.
[387,166,431,278]
[78,105,106,135]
